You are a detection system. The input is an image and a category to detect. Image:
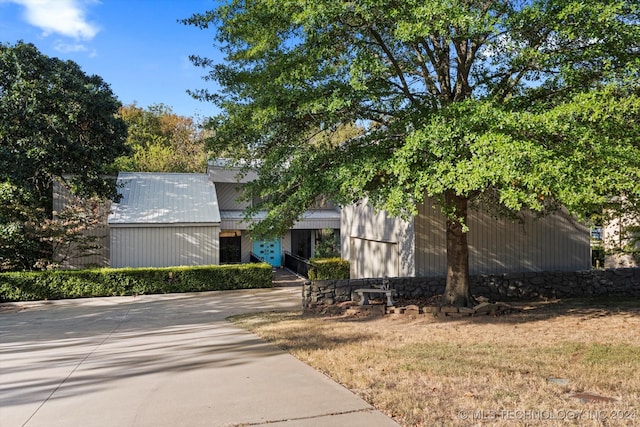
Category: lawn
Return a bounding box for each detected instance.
[231,298,640,426]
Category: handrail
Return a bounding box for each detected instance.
[250,251,265,263]
[284,251,312,278]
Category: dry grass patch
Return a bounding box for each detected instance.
[231,298,640,426]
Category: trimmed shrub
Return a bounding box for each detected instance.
[0,263,273,302]
[308,257,350,280]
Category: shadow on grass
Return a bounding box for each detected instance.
[229,311,378,352]
[456,296,640,325]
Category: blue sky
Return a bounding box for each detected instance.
[0,0,222,119]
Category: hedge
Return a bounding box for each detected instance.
[308,257,350,280]
[0,263,273,302]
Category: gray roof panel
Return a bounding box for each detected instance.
[108,173,221,225]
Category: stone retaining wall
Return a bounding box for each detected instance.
[302,268,640,307]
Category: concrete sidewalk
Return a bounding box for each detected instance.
[0,283,399,426]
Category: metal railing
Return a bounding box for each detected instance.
[284,251,312,278]
[250,251,265,263]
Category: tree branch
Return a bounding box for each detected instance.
[429,34,452,102]
[368,27,418,105]
[411,42,441,100]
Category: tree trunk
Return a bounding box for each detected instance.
[442,190,474,307]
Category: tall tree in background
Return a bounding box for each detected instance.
[114,103,209,173]
[0,42,128,270]
[185,0,640,306]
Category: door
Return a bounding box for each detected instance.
[220,234,242,264]
[291,229,312,259]
[252,238,282,267]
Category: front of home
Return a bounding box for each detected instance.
[206,159,341,267]
[56,160,592,275]
[104,160,341,268]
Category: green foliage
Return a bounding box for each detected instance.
[308,258,350,281]
[184,0,640,226]
[113,103,209,173]
[0,181,41,271]
[0,41,128,270]
[0,263,273,302]
[0,180,103,271]
[0,41,128,200]
[314,229,340,258]
[184,1,640,301]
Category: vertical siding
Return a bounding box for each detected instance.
[68,220,110,268]
[282,231,291,258]
[241,232,252,263]
[467,207,524,273]
[415,198,591,275]
[350,238,399,278]
[110,225,219,268]
[415,199,447,275]
[341,202,415,278]
[216,183,250,210]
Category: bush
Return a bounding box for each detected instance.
[308,257,350,280]
[0,263,273,302]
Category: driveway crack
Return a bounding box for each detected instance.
[229,407,379,426]
[21,302,134,427]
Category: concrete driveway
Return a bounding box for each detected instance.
[0,287,399,427]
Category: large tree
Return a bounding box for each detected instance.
[0,41,128,270]
[113,103,209,173]
[185,0,640,306]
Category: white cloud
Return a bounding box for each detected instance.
[10,0,99,40]
[53,40,86,52]
[52,40,98,57]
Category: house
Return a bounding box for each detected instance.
[341,198,591,279]
[207,159,341,266]
[55,162,590,274]
[108,173,221,268]
[52,179,112,269]
[103,161,341,268]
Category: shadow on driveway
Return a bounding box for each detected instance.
[0,287,323,426]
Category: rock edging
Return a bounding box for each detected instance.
[303,268,640,309]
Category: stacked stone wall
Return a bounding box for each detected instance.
[302,269,640,307]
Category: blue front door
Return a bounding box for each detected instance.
[252,238,282,267]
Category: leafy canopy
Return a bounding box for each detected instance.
[1,41,128,200]
[0,41,128,270]
[113,103,210,173]
[184,0,640,238]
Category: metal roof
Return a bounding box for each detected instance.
[219,210,340,220]
[219,209,341,230]
[108,173,221,225]
[207,163,258,183]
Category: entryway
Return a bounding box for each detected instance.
[252,238,282,267]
